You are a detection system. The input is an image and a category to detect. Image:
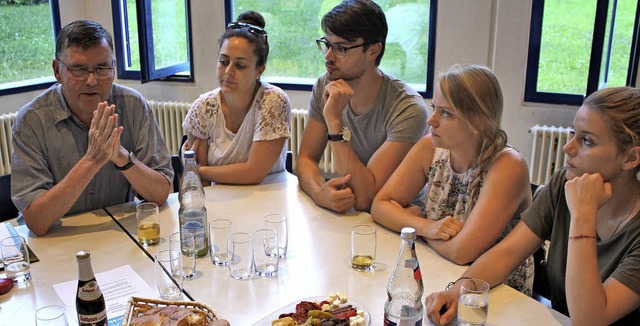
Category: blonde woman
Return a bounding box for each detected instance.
[372,64,533,294]
[426,87,640,325]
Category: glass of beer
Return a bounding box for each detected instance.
[136,202,160,246]
[351,224,376,272]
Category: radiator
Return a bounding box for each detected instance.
[148,100,191,155]
[529,124,573,185]
[0,113,16,175]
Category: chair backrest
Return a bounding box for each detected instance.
[171,155,183,193]
[530,183,551,305]
[171,135,188,193]
[0,174,19,222]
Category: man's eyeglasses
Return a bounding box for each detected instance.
[57,60,115,80]
[316,37,374,58]
[227,21,268,41]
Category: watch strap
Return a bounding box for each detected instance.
[327,133,344,141]
[114,152,135,171]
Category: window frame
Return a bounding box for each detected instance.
[111,0,194,83]
[223,0,437,98]
[524,0,640,106]
[0,0,61,96]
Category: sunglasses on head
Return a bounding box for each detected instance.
[227,21,268,40]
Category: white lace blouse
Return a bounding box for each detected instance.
[182,82,291,174]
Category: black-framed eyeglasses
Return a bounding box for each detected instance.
[57,60,115,80]
[316,37,374,58]
[227,21,268,41]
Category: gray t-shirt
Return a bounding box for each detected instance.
[522,168,640,324]
[308,73,429,165]
[11,83,173,218]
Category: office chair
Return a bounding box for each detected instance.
[0,174,19,222]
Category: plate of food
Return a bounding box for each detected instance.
[121,296,222,326]
[254,292,370,326]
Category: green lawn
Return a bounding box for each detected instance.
[0,2,54,84]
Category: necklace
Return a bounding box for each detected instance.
[611,193,640,237]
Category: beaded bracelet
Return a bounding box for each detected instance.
[445,276,472,291]
[568,234,597,241]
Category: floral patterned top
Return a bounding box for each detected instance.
[423,147,534,296]
[182,82,291,174]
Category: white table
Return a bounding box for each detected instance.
[107,172,571,326]
[0,209,158,325]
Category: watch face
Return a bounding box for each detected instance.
[342,127,351,141]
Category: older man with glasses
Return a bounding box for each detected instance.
[297,0,429,213]
[11,20,173,236]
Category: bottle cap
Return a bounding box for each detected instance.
[400,227,416,239]
[184,150,195,159]
[76,250,90,259]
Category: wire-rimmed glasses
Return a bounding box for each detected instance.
[57,60,115,80]
[316,37,374,58]
[227,21,268,41]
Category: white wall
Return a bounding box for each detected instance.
[1,0,637,164]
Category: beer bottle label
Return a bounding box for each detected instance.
[78,280,102,301]
[78,310,107,325]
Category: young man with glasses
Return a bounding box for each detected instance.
[297,0,429,213]
[11,20,173,236]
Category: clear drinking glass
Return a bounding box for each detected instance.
[35,305,68,326]
[209,219,232,266]
[154,250,183,300]
[169,232,197,280]
[458,278,490,326]
[351,225,376,272]
[253,229,278,277]
[228,232,253,280]
[1,235,31,283]
[264,214,288,258]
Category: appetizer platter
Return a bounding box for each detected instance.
[256,292,370,326]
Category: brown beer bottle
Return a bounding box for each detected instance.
[76,250,107,326]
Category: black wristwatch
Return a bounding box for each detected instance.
[327,126,351,142]
[114,152,136,171]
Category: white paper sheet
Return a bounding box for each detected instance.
[53,264,156,326]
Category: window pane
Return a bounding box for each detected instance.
[0,1,55,88]
[537,0,597,95]
[125,0,140,71]
[607,0,638,86]
[231,0,430,91]
[151,0,187,69]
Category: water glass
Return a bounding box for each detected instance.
[169,232,197,280]
[1,235,31,283]
[136,202,160,246]
[228,232,253,280]
[350,225,376,272]
[458,278,490,326]
[35,305,68,326]
[253,229,279,277]
[264,214,288,258]
[154,250,183,300]
[209,219,232,266]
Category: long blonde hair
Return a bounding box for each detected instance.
[438,64,507,208]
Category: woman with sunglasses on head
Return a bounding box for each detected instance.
[426,86,640,325]
[371,64,534,294]
[182,11,291,185]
